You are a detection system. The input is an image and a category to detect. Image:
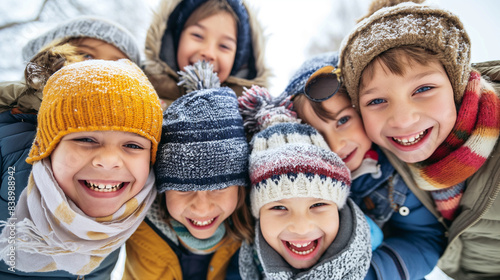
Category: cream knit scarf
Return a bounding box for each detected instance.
[0,159,156,275]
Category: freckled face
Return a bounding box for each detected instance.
[359,59,456,163]
[177,11,237,83]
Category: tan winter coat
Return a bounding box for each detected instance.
[143,0,271,109]
[383,65,500,279]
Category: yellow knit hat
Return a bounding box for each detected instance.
[26,59,163,164]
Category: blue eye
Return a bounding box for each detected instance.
[337,116,350,126]
[415,86,432,94]
[78,52,94,60]
[367,98,386,106]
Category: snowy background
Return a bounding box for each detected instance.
[1,0,499,95]
[1,1,498,279]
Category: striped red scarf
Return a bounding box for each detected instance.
[409,70,500,221]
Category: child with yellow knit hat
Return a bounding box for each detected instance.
[0,59,163,279]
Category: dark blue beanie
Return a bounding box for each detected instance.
[154,87,249,193]
[162,0,252,75]
[275,52,340,104]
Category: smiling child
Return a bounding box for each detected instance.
[0,59,163,277]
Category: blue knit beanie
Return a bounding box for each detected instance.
[161,0,252,75]
[275,52,340,104]
[154,87,249,193]
[22,16,141,65]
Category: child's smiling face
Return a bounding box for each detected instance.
[259,197,339,269]
[358,57,456,163]
[165,186,239,239]
[177,11,237,83]
[50,131,151,218]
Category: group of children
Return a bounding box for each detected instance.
[0,0,499,279]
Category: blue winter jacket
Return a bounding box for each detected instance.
[0,110,119,279]
[350,146,447,280]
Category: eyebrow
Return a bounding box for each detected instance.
[360,69,442,97]
[194,22,237,43]
[325,104,352,120]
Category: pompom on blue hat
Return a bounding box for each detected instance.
[154,61,249,193]
[162,0,252,75]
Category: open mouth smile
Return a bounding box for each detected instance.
[284,239,319,256]
[84,181,125,192]
[188,217,218,229]
[392,129,428,146]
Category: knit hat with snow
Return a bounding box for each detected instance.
[22,16,141,65]
[26,59,163,164]
[338,0,471,108]
[160,0,253,75]
[154,61,249,193]
[239,86,351,218]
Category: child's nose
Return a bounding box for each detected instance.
[190,191,213,213]
[287,213,315,235]
[199,43,216,62]
[387,101,420,128]
[92,147,123,170]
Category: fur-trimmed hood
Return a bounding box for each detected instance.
[143,0,271,108]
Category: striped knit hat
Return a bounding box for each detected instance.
[26,59,163,164]
[338,1,471,109]
[22,16,141,65]
[154,87,249,193]
[239,86,351,218]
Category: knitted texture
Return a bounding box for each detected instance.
[275,52,339,104]
[409,71,500,220]
[26,59,163,164]
[162,0,252,75]
[239,85,300,136]
[177,60,221,93]
[245,199,371,279]
[22,16,141,65]
[171,219,226,253]
[338,2,471,108]
[249,122,351,218]
[155,87,249,193]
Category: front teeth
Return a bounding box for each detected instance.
[190,218,215,226]
[393,130,426,146]
[290,241,311,248]
[290,247,315,255]
[86,181,124,192]
[287,241,316,255]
